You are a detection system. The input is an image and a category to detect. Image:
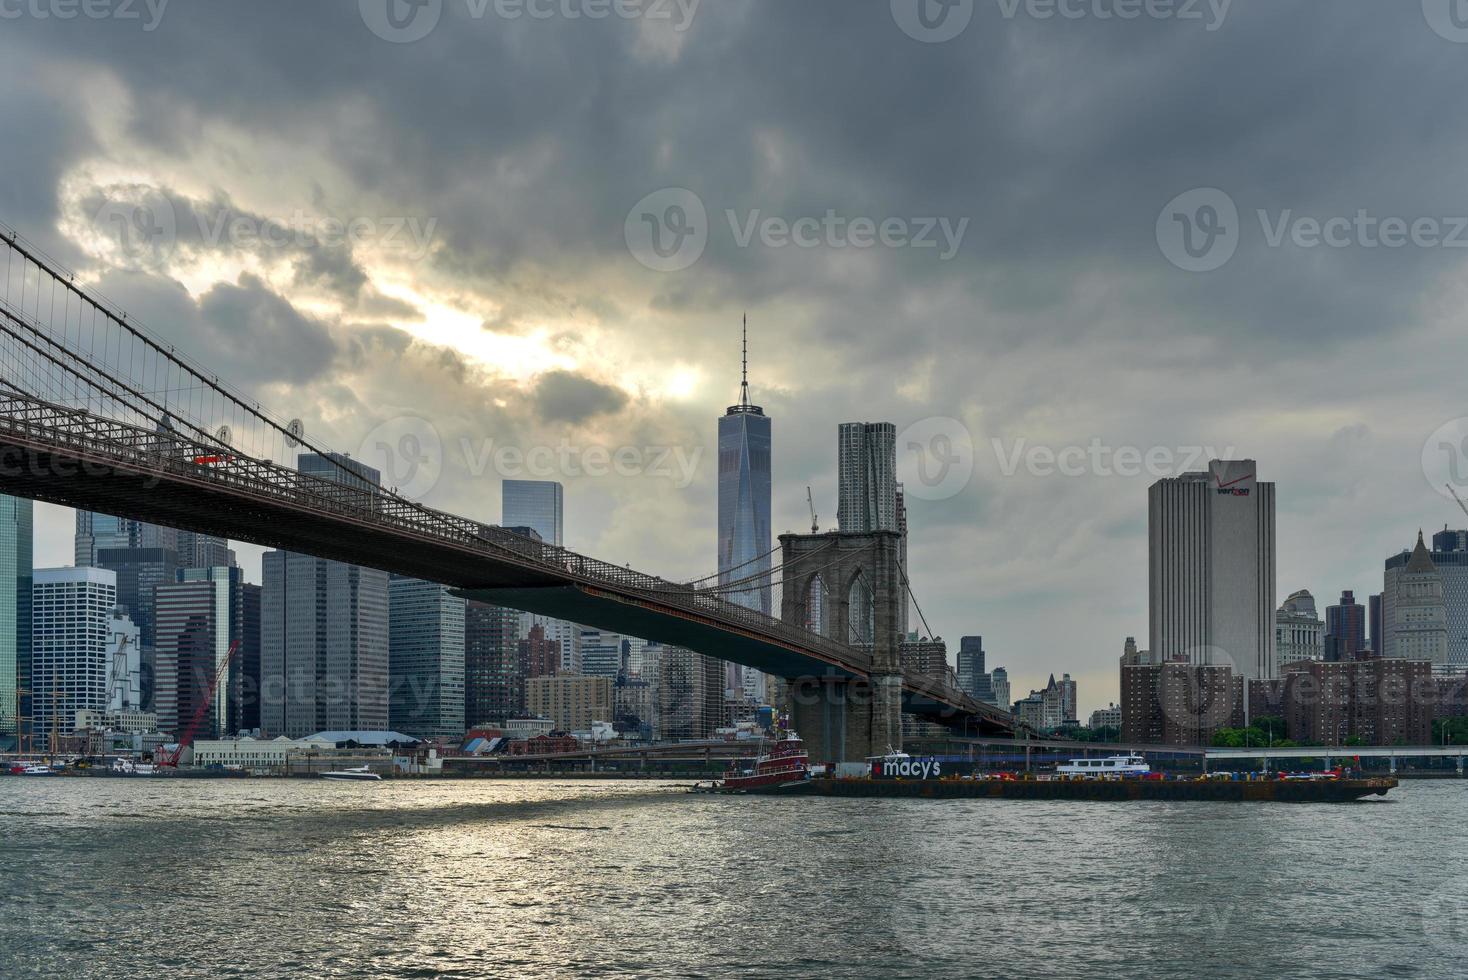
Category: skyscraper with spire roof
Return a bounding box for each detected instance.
[718,316,772,702]
[1387,531,1449,668]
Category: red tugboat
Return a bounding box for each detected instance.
[696,731,811,793]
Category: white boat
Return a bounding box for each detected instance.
[19,764,55,776]
[1056,754,1151,778]
[865,747,918,778]
[320,765,382,781]
[110,759,156,776]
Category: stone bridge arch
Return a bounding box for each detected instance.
[777,529,905,761]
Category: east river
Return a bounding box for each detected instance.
[1,777,1466,978]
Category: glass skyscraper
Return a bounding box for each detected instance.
[502,480,564,546]
[74,511,176,566]
[155,566,251,740]
[464,599,523,727]
[717,330,772,618]
[718,321,773,703]
[503,480,576,670]
[258,453,390,737]
[837,422,897,534]
[0,496,31,740]
[388,575,466,740]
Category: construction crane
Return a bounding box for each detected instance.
[155,639,241,768]
[806,486,819,534]
[1449,485,1468,522]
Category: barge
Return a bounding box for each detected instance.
[738,774,1397,802]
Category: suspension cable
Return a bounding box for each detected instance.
[0,225,404,496]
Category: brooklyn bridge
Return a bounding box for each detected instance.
[0,225,1012,762]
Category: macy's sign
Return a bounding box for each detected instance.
[871,757,943,779]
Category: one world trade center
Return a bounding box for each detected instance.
[717,317,772,702]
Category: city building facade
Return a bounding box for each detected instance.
[1090,704,1121,731]
[956,636,994,704]
[106,607,143,715]
[31,566,116,746]
[580,629,625,680]
[1276,589,1325,668]
[990,667,1010,711]
[1148,460,1277,680]
[388,576,466,740]
[154,566,251,740]
[1382,535,1468,668]
[259,454,390,737]
[837,422,898,533]
[94,544,178,709]
[526,675,613,733]
[464,600,522,727]
[899,634,950,681]
[657,645,724,740]
[1012,674,1074,732]
[1249,658,1434,746]
[1384,533,1451,669]
[0,495,31,740]
[260,550,390,738]
[503,480,564,547]
[1325,590,1368,661]
[1121,659,1244,747]
[520,622,561,680]
[74,511,175,566]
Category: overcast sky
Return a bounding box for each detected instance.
[5,0,1468,713]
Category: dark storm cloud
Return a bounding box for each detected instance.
[533,369,629,423]
[92,270,337,389]
[0,48,94,242]
[13,1,1468,362]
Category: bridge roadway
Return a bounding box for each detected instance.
[0,392,1011,733]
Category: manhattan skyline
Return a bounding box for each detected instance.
[6,3,1466,715]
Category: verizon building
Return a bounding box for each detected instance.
[1148,460,1277,680]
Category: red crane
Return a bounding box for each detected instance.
[155,639,241,768]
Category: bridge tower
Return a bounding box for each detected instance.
[778,529,904,764]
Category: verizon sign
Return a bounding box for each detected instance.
[1210,460,1255,498]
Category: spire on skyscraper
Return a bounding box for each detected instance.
[1408,529,1436,573]
[740,313,749,409]
[726,315,762,416]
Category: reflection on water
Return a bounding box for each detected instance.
[0,778,1465,978]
